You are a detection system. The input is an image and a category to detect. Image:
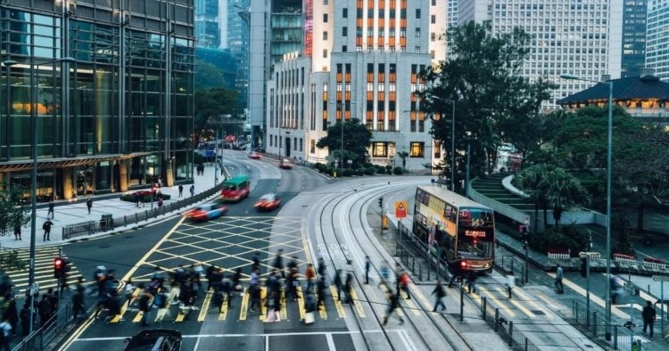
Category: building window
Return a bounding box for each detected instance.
[343,27,348,36]
[343,8,348,18]
[416,28,421,37]
[431,15,436,24]
[342,45,348,52]
[323,14,328,22]
[323,49,328,58]
[431,32,436,41]
[372,142,388,157]
[434,141,441,159]
[416,9,421,18]
[410,142,424,157]
[432,0,436,5]
[310,139,316,153]
[323,31,328,40]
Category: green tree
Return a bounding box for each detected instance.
[194,60,229,90]
[544,168,590,233]
[316,118,373,167]
[397,151,409,169]
[421,21,553,192]
[194,88,242,146]
[515,164,552,231]
[0,186,30,236]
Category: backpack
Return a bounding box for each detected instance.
[42,222,48,230]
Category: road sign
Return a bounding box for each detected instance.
[652,275,669,282]
[395,201,408,219]
[30,282,39,296]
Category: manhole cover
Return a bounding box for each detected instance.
[531,310,545,315]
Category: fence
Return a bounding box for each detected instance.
[12,302,73,351]
[479,296,542,351]
[61,182,224,240]
[569,300,651,351]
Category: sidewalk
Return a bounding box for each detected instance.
[1,165,222,250]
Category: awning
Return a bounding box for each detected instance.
[0,152,155,172]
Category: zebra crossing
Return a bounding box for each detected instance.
[2,247,84,294]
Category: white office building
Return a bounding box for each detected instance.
[260,0,448,170]
[646,0,669,81]
[458,0,624,108]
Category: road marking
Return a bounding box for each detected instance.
[297,286,306,321]
[239,287,249,321]
[491,285,536,318]
[110,288,141,323]
[330,286,347,318]
[280,290,288,320]
[219,295,229,320]
[511,288,554,320]
[259,287,267,320]
[548,272,630,320]
[175,307,189,322]
[478,286,516,318]
[401,295,421,316]
[409,284,433,312]
[198,289,213,322]
[349,288,366,317]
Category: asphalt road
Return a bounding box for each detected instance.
[58,157,354,351]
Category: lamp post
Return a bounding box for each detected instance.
[29,57,75,333]
[428,95,456,191]
[2,60,17,160]
[560,73,613,340]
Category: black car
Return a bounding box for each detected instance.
[124,329,182,351]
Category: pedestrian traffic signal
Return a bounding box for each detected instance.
[580,257,587,278]
[378,197,383,208]
[54,257,65,279]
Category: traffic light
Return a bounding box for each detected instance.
[53,257,65,279]
[378,197,383,208]
[580,257,587,278]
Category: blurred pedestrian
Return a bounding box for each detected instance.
[189,184,195,197]
[273,249,285,279]
[333,269,343,302]
[138,291,152,326]
[364,256,371,284]
[0,315,12,351]
[47,200,55,219]
[42,218,53,241]
[86,197,93,214]
[382,291,404,326]
[432,279,447,312]
[642,300,656,338]
[555,264,564,294]
[178,184,183,197]
[13,223,21,241]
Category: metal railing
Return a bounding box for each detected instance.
[61,182,224,240]
[479,296,541,351]
[12,302,73,351]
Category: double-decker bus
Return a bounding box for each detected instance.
[412,185,495,273]
[220,175,250,201]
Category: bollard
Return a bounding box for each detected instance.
[418,263,423,281]
[145,210,148,220]
[613,325,618,349]
[495,308,500,332]
[508,321,514,346]
[525,338,528,351]
[593,312,598,337]
[482,297,487,320]
[135,212,139,223]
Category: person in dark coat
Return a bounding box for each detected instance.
[86,197,93,214]
[431,279,447,312]
[382,291,404,326]
[47,200,55,219]
[273,249,285,279]
[19,303,30,337]
[316,277,327,309]
[43,219,53,241]
[37,295,52,328]
[642,300,657,338]
[333,269,343,302]
[13,224,21,241]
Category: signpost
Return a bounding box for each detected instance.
[395,201,407,241]
[652,275,669,333]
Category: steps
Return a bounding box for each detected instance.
[471,173,535,211]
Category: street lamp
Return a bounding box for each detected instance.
[29,57,75,333]
[428,95,456,191]
[2,60,17,160]
[560,73,613,340]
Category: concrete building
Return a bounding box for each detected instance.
[458,0,624,108]
[260,0,448,170]
[620,0,648,78]
[195,0,221,48]
[0,0,195,201]
[646,0,669,81]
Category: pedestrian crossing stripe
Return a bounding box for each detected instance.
[239,287,249,321]
[509,288,554,320]
[110,288,141,323]
[259,287,267,320]
[6,248,84,293]
[349,288,366,318]
[175,307,188,322]
[280,290,287,321]
[296,286,306,321]
[329,287,346,318]
[477,286,517,318]
[198,289,213,322]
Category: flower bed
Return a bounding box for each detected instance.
[120,191,171,203]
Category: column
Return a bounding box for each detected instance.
[118,161,128,192]
[164,159,174,187]
[62,170,73,200]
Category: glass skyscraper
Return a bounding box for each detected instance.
[0,0,195,201]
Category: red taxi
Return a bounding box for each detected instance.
[183,203,228,222]
[254,193,282,211]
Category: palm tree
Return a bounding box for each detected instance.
[544,168,590,233]
[516,164,553,231]
[397,151,409,169]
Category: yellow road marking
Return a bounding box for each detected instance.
[198,289,214,322]
[548,272,630,320]
[156,287,179,322]
[402,295,422,316]
[219,294,229,320]
[259,287,267,320]
[175,307,188,322]
[297,286,306,321]
[280,290,287,321]
[491,285,535,318]
[330,286,347,318]
[512,289,554,320]
[478,286,516,318]
[239,287,249,321]
[110,288,142,323]
[349,288,366,317]
[316,292,327,320]
[132,311,144,323]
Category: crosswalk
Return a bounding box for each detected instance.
[3,247,84,294]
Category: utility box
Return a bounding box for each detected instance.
[100,214,114,231]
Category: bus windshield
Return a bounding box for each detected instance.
[457,207,494,259]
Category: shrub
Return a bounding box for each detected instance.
[343,168,355,177]
[393,166,404,175]
[364,167,376,175]
[355,167,365,176]
[385,165,393,175]
[375,165,386,174]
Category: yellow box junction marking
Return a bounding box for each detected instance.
[239,287,249,321]
[197,289,214,322]
[329,286,347,318]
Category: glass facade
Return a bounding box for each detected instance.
[0,1,195,201]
